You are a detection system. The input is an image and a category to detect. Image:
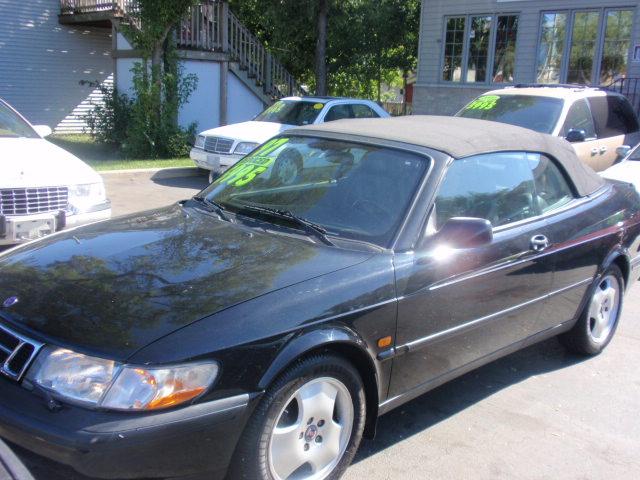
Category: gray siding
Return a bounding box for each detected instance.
[416,0,640,114]
[0,0,113,132]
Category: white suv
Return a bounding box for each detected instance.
[457,85,640,172]
[0,99,111,246]
[191,96,389,182]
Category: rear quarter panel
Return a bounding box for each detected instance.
[538,182,640,330]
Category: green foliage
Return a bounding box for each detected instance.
[124,55,198,158]
[228,0,420,98]
[83,80,132,147]
[86,0,200,159]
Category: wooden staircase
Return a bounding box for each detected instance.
[59,0,305,101]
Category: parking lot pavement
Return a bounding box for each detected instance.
[7,169,640,480]
[102,169,209,217]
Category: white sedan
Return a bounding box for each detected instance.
[0,98,111,246]
[601,143,640,193]
[191,96,389,182]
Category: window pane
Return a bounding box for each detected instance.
[443,17,466,82]
[537,13,567,83]
[493,15,518,83]
[324,105,352,122]
[351,105,379,118]
[457,95,564,134]
[528,154,574,213]
[434,152,536,228]
[599,10,633,85]
[467,16,492,83]
[561,99,596,138]
[206,137,428,246]
[567,11,600,85]
[588,96,640,137]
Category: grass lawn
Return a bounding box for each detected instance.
[47,134,194,172]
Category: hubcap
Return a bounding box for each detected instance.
[587,274,620,343]
[268,377,354,480]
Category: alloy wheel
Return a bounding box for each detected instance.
[587,274,620,343]
[267,377,354,480]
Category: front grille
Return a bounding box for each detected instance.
[204,136,234,154]
[0,323,43,381]
[0,187,69,216]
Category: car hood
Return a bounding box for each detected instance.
[199,121,295,144]
[0,138,101,188]
[601,161,640,193]
[0,204,372,361]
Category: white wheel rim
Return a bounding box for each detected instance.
[268,377,354,480]
[587,274,620,343]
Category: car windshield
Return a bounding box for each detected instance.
[200,136,429,246]
[629,145,640,161]
[254,100,325,126]
[457,94,564,134]
[0,101,38,138]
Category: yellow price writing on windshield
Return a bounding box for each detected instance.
[466,95,500,111]
[218,138,289,187]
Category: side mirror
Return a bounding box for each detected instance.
[616,145,632,158]
[565,129,586,143]
[433,217,493,249]
[33,125,52,138]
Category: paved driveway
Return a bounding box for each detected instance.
[8,170,640,480]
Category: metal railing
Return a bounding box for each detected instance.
[59,0,304,99]
[59,0,135,15]
[602,77,640,115]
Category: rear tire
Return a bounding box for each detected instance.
[230,354,366,480]
[559,265,624,355]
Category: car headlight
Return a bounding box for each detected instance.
[26,347,219,411]
[234,142,259,155]
[195,135,205,149]
[68,182,106,214]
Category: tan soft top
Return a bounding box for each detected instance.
[288,115,605,197]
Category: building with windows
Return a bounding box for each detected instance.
[413,0,640,115]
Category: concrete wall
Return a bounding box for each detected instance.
[416,0,640,114]
[0,0,112,132]
[227,71,265,124]
[116,56,265,132]
[179,60,221,131]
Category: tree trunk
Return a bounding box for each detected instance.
[151,42,164,125]
[315,0,328,96]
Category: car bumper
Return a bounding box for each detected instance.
[0,202,111,246]
[0,377,256,479]
[190,148,243,172]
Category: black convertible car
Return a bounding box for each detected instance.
[0,117,639,480]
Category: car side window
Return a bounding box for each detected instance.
[527,153,574,213]
[562,99,596,139]
[588,96,640,138]
[324,105,352,122]
[351,104,380,118]
[433,152,537,229]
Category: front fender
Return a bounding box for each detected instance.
[258,325,385,438]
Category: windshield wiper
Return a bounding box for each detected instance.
[239,205,334,246]
[191,196,231,222]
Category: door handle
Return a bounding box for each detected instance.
[591,147,599,156]
[599,146,608,154]
[530,234,549,252]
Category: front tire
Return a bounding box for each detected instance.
[231,354,366,480]
[559,265,624,355]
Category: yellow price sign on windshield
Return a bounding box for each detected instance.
[218,138,289,187]
[466,95,500,111]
